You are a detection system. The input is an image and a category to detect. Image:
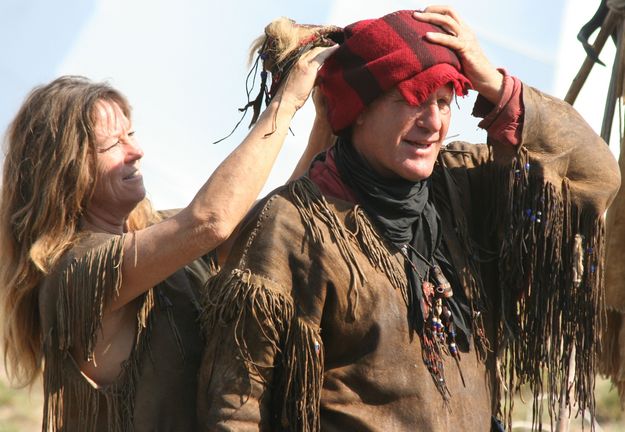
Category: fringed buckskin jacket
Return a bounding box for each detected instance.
[601,131,625,404]
[198,80,620,431]
[39,228,216,431]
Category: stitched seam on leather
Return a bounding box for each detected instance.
[238,193,281,269]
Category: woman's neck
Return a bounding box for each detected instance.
[80,209,127,235]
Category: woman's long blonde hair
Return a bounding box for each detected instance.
[0,76,157,386]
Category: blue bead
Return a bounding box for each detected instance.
[525,163,531,170]
[525,209,532,216]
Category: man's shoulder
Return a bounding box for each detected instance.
[246,179,354,230]
[439,141,491,169]
[226,179,354,264]
[244,184,305,230]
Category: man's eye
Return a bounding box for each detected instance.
[438,99,451,113]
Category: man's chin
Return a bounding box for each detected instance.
[400,165,435,182]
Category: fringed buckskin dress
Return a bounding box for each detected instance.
[39,229,216,431]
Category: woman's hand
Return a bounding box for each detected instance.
[413,6,503,104]
[274,45,339,114]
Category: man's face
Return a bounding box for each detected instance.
[351,84,452,182]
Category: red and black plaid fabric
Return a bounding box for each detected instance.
[318,10,472,133]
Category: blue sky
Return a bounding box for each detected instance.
[0,0,615,209]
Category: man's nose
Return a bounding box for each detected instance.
[417,103,442,132]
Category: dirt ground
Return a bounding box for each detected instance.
[0,371,623,431]
[0,371,42,432]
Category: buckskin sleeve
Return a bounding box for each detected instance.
[198,189,334,432]
[440,82,620,427]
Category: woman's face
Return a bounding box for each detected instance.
[88,100,145,222]
[351,85,452,182]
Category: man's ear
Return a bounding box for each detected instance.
[355,110,366,126]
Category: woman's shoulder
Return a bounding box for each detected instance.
[38,232,125,322]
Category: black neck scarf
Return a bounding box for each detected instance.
[333,137,471,341]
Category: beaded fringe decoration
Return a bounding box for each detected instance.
[491,148,605,432]
[43,235,156,432]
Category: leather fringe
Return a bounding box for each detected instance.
[494,148,604,432]
[43,235,155,432]
[350,206,406,295]
[201,268,323,432]
[435,158,491,361]
[289,178,366,320]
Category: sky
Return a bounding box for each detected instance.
[0,0,618,210]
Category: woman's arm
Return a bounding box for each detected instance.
[114,46,338,311]
[215,90,336,266]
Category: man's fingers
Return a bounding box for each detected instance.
[422,5,464,26]
[424,31,464,52]
[413,11,460,37]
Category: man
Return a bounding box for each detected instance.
[199,6,619,431]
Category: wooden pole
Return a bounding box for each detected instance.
[600,21,625,143]
[565,11,620,105]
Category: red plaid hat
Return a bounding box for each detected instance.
[318,10,472,133]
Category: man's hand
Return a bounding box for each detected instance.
[414,6,504,104]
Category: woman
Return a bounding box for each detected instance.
[0,43,336,431]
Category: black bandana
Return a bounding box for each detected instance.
[333,136,437,275]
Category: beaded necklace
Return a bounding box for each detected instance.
[400,242,465,387]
